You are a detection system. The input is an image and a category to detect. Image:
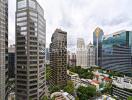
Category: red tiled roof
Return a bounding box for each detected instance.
[103,77,111,81]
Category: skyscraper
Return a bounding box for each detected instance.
[0,0,8,99]
[50,29,67,87]
[16,0,46,99]
[76,38,95,68]
[76,38,87,68]
[45,48,50,64]
[102,30,132,75]
[93,27,104,66]
[87,43,95,67]
[8,45,15,79]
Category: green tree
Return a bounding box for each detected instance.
[75,97,79,100]
[127,96,132,100]
[42,96,48,100]
[46,64,52,81]
[49,85,61,93]
[69,66,94,79]
[64,80,74,94]
[77,86,96,100]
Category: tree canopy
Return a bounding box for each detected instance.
[77,86,96,100]
[64,80,74,94]
[69,66,94,79]
[127,96,132,100]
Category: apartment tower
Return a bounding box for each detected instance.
[16,0,46,99]
[50,29,67,87]
[0,0,8,100]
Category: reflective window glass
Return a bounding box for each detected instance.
[17,12,27,17]
[21,26,27,31]
[17,17,27,22]
[29,0,36,9]
[17,22,27,26]
[29,12,37,17]
[18,0,27,9]
[20,32,27,36]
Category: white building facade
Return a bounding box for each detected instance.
[76,38,95,69]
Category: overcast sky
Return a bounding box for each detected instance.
[9,0,132,51]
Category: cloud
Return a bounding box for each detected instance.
[9,0,132,51]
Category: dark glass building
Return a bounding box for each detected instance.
[8,45,15,78]
[15,0,46,99]
[102,30,132,75]
[93,27,104,66]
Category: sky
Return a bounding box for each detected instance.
[9,0,132,51]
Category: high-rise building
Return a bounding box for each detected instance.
[69,53,76,66]
[45,48,50,64]
[77,38,85,48]
[93,27,104,66]
[102,30,132,75]
[8,45,15,79]
[76,38,87,68]
[76,38,95,68]
[67,51,76,67]
[87,43,95,67]
[16,0,46,99]
[0,0,8,99]
[67,51,70,66]
[50,29,67,87]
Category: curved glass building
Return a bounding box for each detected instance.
[16,0,46,99]
[102,30,132,75]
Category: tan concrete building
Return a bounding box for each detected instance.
[50,29,67,87]
[15,0,46,99]
[0,0,8,99]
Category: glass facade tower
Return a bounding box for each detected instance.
[0,0,8,100]
[16,0,46,99]
[102,31,132,75]
[93,27,104,66]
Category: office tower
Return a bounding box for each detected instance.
[45,48,50,64]
[67,51,70,66]
[76,38,87,68]
[76,38,95,68]
[102,30,132,75]
[77,38,85,48]
[69,53,76,66]
[93,27,104,66]
[67,51,76,67]
[16,0,46,99]
[8,45,15,78]
[50,29,67,87]
[0,0,8,100]
[87,43,95,67]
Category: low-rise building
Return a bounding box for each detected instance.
[67,70,80,88]
[51,91,75,100]
[112,76,132,99]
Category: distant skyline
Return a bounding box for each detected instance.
[9,0,132,51]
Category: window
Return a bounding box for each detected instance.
[17,17,27,22]
[29,0,36,9]
[21,26,27,31]
[17,12,27,17]
[17,0,27,9]
[17,22,27,26]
